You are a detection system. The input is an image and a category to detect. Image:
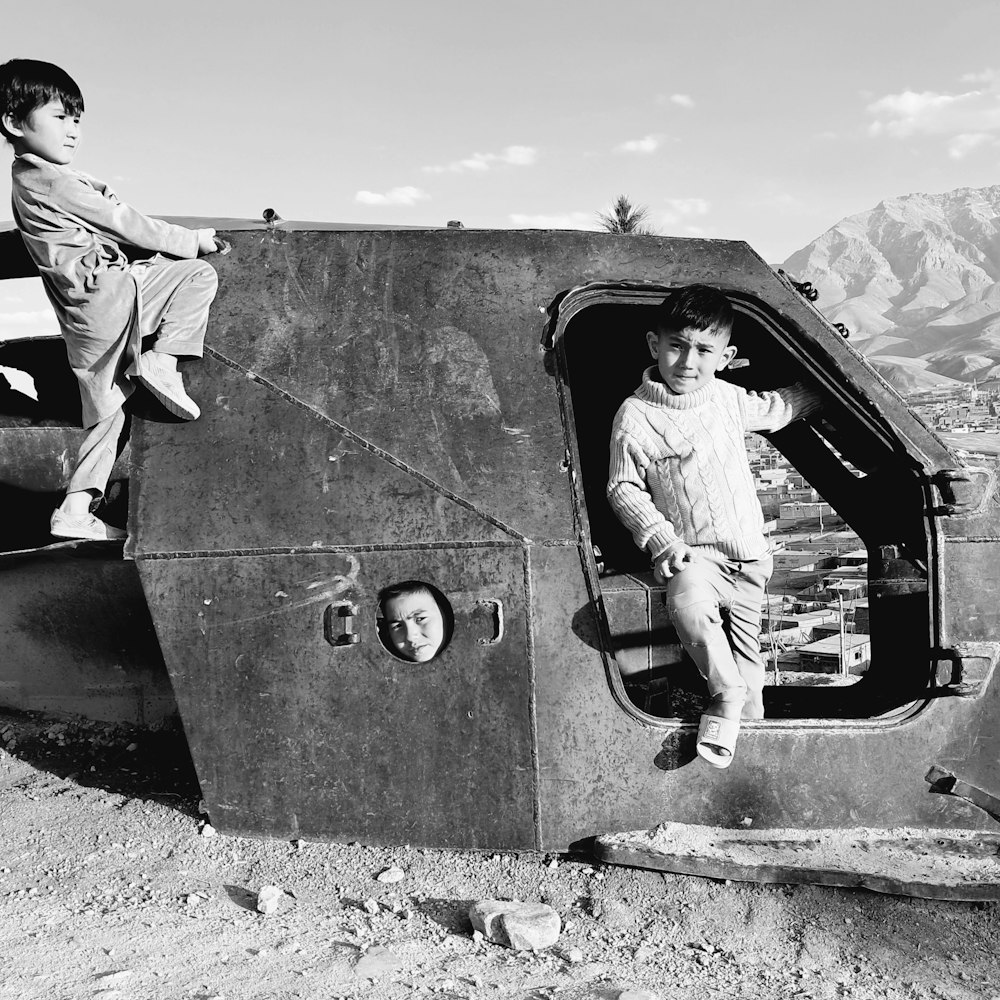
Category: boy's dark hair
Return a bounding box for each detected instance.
[0,59,84,142]
[652,284,734,340]
[378,579,436,613]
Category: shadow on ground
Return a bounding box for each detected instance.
[0,707,201,816]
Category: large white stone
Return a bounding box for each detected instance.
[468,899,561,951]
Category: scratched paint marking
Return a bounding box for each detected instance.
[201,557,361,631]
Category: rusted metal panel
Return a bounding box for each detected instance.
[0,548,174,724]
[127,353,514,556]
[11,225,993,847]
[141,229,585,545]
[137,547,536,847]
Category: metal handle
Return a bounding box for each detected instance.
[324,602,360,647]
[475,599,504,646]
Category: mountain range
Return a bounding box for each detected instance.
[780,185,1000,394]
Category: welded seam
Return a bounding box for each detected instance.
[203,345,530,542]
[133,539,522,561]
[522,544,542,849]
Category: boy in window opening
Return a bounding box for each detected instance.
[378,581,452,663]
[607,284,819,768]
[0,58,224,542]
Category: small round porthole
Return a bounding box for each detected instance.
[376,580,454,663]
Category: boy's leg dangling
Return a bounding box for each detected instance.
[665,553,747,768]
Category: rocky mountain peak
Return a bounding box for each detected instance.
[782,185,1000,392]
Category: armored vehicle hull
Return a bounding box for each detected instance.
[3,224,998,851]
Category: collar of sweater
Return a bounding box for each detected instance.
[13,152,67,175]
[635,366,718,410]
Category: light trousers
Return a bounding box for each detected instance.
[664,550,773,720]
[67,257,218,498]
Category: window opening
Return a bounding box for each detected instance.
[559,297,932,722]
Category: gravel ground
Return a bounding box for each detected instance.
[2,709,999,1000]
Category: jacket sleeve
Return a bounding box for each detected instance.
[607,407,683,561]
[51,171,200,258]
[741,382,821,435]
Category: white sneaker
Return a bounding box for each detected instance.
[134,353,200,420]
[50,509,126,542]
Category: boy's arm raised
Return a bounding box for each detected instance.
[741,381,821,435]
[52,172,202,259]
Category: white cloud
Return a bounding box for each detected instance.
[355,186,430,206]
[0,308,60,342]
[506,212,603,231]
[660,198,710,225]
[615,134,662,154]
[948,132,998,159]
[501,145,536,165]
[657,93,695,109]
[960,69,997,85]
[867,73,1000,141]
[424,145,538,174]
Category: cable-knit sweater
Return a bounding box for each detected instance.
[607,368,818,562]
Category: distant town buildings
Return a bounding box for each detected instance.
[907,381,1000,466]
[748,379,998,684]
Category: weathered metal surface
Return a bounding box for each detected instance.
[594,825,1000,901]
[128,352,514,554]
[530,546,998,846]
[6,224,1000,848]
[926,765,1000,823]
[0,337,166,721]
[137,548,535,847]
[0,546,174,723]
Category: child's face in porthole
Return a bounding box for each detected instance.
[382,591,445,662]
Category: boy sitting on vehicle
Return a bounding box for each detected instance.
[0,58,224,542]
[607,284,819,768]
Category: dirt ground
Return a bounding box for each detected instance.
[2,709,999,1000]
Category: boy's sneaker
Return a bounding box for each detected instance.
[50,509,126,542]
[134,353,200,420]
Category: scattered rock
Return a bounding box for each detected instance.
[354,945,404,979]
[469,899,561,951]
[362,897,380,915]
[567,947,584,963]
[95,970,132,985]
[503,905,561,952]
[199,822,216,838]
[618,991,661,1000]
[256,885,284,914]
[376,866,405,884]
[592,897,635,931]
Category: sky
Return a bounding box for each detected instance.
[3,0,1000,340]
